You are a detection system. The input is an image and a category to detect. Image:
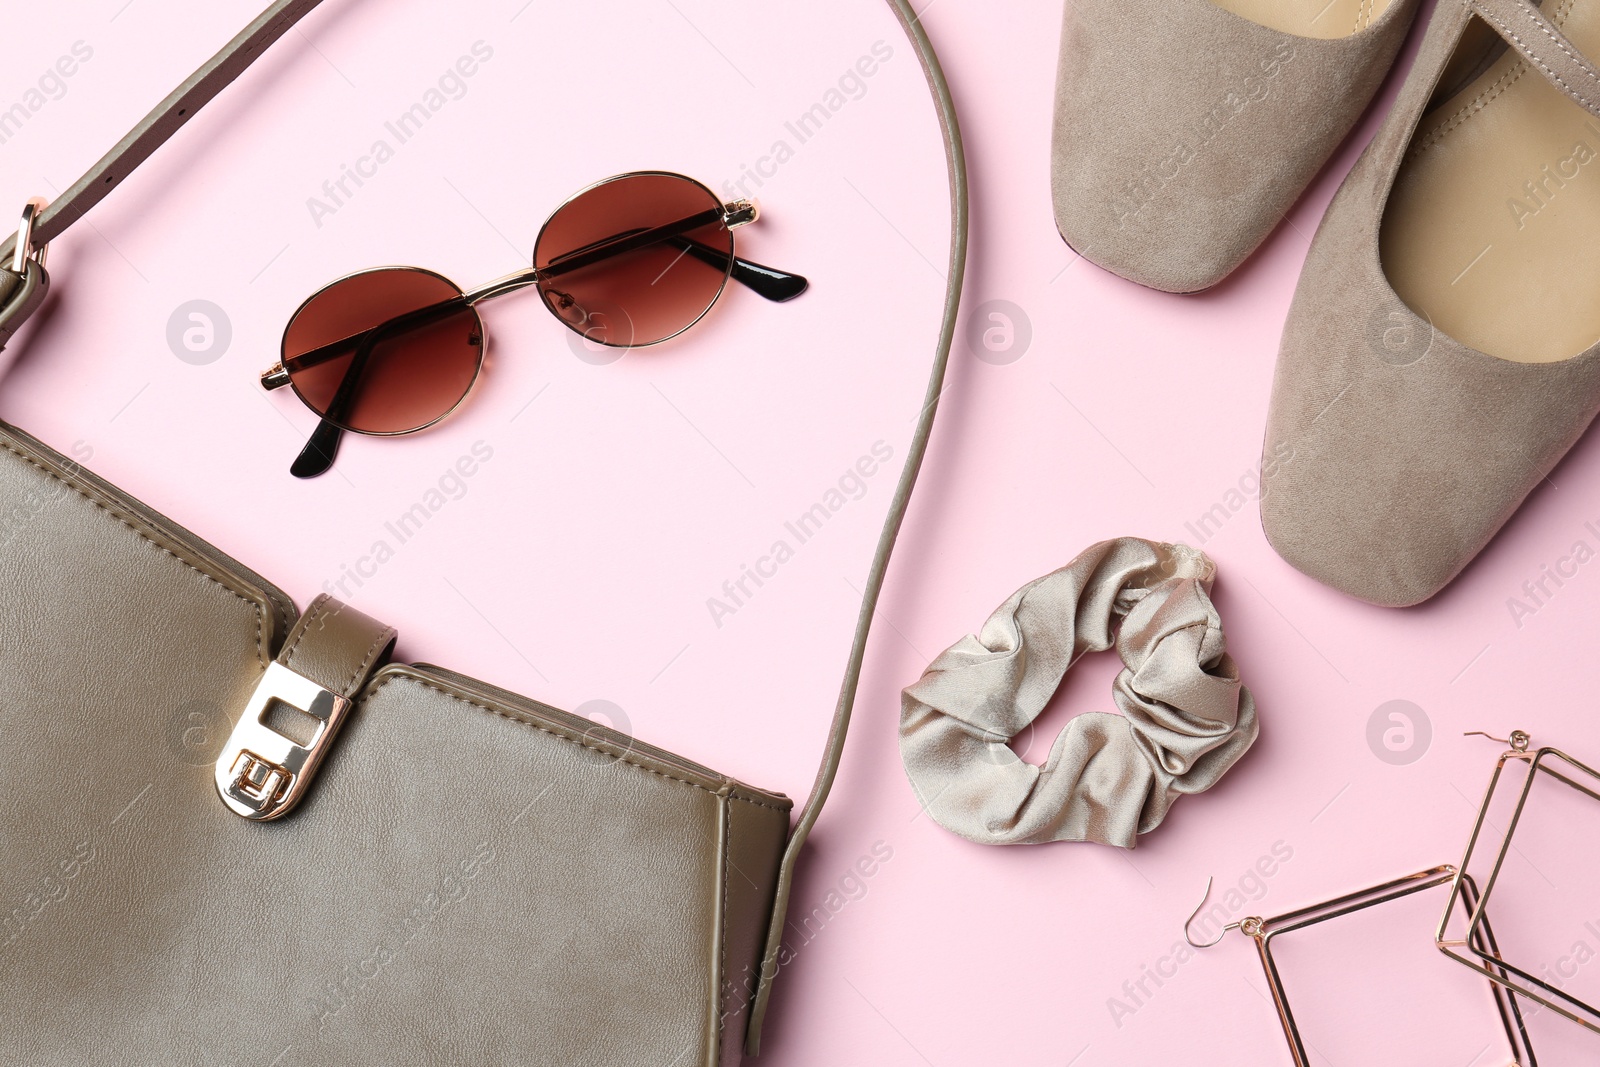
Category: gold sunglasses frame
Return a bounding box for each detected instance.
[262,170,759,438]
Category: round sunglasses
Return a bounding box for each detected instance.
[259,171,808,478]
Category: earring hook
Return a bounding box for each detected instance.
[1184,876,1242,949]
[1464,730,1531,752]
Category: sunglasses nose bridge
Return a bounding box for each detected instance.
[461,265,541,306]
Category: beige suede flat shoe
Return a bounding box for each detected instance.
[1052,0,1421,294]
[1262,0,1600,606]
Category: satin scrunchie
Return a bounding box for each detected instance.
[899,538,1257,848]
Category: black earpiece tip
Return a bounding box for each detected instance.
[290,420,343,479]
[767,273,809,302]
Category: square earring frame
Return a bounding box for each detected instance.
[1245,865,1536,1067]
[1438,735,1600,1036]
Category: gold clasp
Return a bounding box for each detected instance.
[226,750,291,809]
[215,662,353,821]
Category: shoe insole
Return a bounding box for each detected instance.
[1382,0,1600,363]
[1211,0,1394,39]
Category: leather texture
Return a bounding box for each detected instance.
[1261,0,1600,606]
[0,0,324,351]
[0,260,48,353]
[274,593,397,698]
[0,0,325,269]
[0,420,790,1065]
[1051,0,1420,293]
[900,539,1257,848]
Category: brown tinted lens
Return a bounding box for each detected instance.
[282,268,482,434]
[534,173,731,348]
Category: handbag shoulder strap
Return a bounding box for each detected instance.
[0,0,325,269]
[0,1,968,1053]
[745,1,965,1051]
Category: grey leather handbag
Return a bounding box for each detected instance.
[0,1,966,1064]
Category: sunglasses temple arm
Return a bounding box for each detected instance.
[668,237,808,302]
[281,296,470,377]
[286,296,469,478]
[290,336,376,478]
[536,214,808,301]
[538,208,724,280]
[291,417,345,479]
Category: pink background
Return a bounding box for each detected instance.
[5,0,1600,1062]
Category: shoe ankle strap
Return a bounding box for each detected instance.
[1467,0,1600,117]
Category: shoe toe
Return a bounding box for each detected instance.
[1051,0,1416,293]
[1262,280,1600,607]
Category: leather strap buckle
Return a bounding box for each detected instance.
[0,198,51,355]
[215,662,353,821]
[11,197,48,274]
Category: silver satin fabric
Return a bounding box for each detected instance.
[899,538,1257,848]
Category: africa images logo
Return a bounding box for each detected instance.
[304,42,495,228]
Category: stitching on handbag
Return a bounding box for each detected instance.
[361,673,792,813]
[0,438,271,666]
[342,627,397,695]
[279,601,319,670]
[1415,0,1581,155]
[718,795,730,1053]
